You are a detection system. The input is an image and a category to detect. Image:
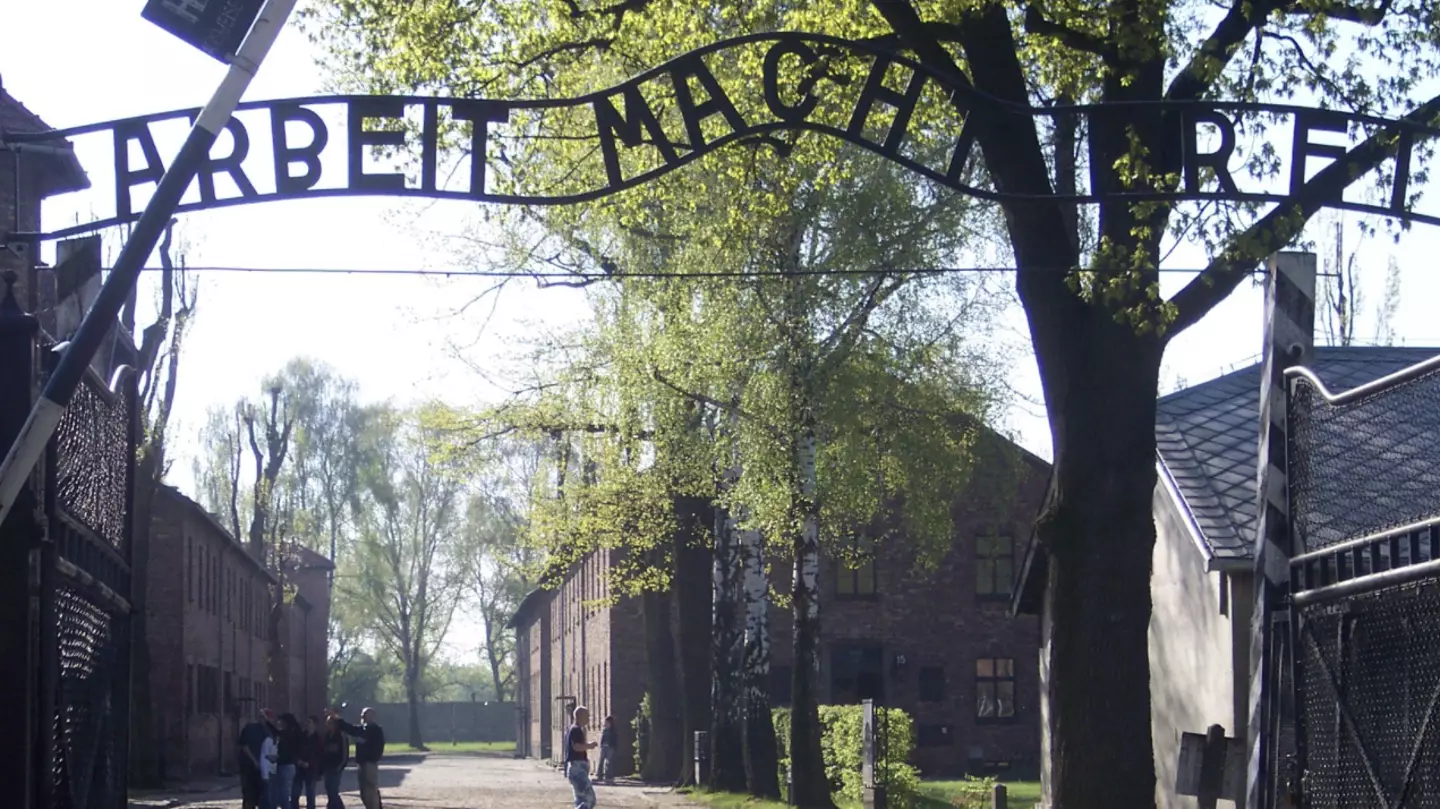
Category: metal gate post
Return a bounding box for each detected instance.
[0,273,38,809]
[1244,252,1315,809]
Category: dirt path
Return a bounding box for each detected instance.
[131,753,681,809]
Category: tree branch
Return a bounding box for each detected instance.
[1166,0,1288,102]
[1167,91,1440,334]
[1286,0,1392,25]
[1023,2,1109,55]
[651,370,785,443]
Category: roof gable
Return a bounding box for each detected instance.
[1156,346,1440,564]
[0,78,90,196]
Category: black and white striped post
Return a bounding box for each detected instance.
[0,0,297,529]
[1244,251,1316,809]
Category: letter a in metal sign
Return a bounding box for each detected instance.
[142,0,266,63]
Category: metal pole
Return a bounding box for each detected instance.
[0,0,298,528]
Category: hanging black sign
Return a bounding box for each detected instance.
[11,32,1440,240]
[141,0,265,63]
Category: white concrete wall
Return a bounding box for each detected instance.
[1149,485,1240,809]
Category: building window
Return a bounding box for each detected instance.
[919,666,946,702]
[917,724,954,747]
[975,658,1016,722]
[771,665,793,707]
[975,535,1015,600]
[197,665,219,714]
[830,643,884,704]
[186,664,195,715]
[187,538,194,602]
[835,536,877,598]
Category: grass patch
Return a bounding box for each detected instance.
[680,787,789,809]
[424,740,516,755]
[918,779,1041,808]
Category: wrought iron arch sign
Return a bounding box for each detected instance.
[9,31,1440,242]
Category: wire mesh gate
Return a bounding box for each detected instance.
[0,284,135,809]
[1286,358,1440,808]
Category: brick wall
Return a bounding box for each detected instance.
[513,449,1047,780]
[151,487,275,777]
[0,158,46,313]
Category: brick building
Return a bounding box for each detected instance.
[146,485,333,778]
[0,75,88,307]
[275,543,335,722]
[147,485,276,776]
[512,440,1047,778]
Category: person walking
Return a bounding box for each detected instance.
[327,707,385,809]
[271,713,302,809]
[321,714,352,809]
[597,716,617,785]
[238,707,273,809]
[292,716,325,809]
[565,706,598,809]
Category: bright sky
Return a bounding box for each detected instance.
[7,1,1440,660]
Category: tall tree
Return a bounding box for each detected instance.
[345,405,467,749]
[128,221,197,786]
[1317,215,1404,347]
[310,0,1440,804]
[708,499,747,792]
[277,360,368,576]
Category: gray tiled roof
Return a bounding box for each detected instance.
[1156,346,1440,563]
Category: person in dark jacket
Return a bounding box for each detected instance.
[326,707,385,809]
[237,706,274,809]
[271,714,303,809]
[322,715,352,809]
[597,716,617,784]
[291,716,325,809]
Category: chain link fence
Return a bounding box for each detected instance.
[1295,583,1440,808]
[42,352,133,809]
[1288,360,1440,809]
[1289,366,1440,553]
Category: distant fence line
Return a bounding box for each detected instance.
[364,701,518,745]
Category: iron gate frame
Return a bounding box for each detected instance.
[1283,355,1440,809]
[0,291,139,809]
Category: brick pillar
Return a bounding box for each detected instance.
[1244,252,1316,809]
[0,271,39,808]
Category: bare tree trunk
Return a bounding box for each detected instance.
[709,503,746,792]
[673,495,713,788]
[129,222,191,786]
[739,517,780,798]
[406,659,427,750]
[641,559,684,783]
[484,613,507,703]
[788,418,832,809]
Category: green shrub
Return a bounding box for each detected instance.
[772,705,921,809]
[945,776,999,809]
[633,692,652,773]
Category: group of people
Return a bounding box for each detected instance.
[238,706,387,809]
[564,707,618,809]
